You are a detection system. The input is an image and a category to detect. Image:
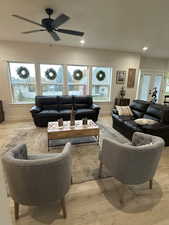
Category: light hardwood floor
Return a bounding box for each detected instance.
[1,116,169,225]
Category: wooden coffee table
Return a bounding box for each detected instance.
[47,120,100,150]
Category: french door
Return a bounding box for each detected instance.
[138,71,164,103]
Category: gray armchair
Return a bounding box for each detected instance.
[2,143,72,220]
[99,132,164,189]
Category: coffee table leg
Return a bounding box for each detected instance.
[97,135,100,145]
[48,139,50,152]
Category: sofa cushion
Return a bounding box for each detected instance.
[145,103,162,120]
[59,96,73,110]
[130,100,150,112]
[74,96,92,109]
[38,110,60,118]
[42,104,59,110]
[35,96,59,108]
[142,123,169,132]
[124,120,142,132]
[76,108,94,115]
[132,109,144,119]
[112,113,132,122]
[60,109,72,115]
[161,108,169,124]
[143,114,160,122]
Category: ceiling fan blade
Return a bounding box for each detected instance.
[53,14,70,28]
[49,31,60,41]
[12,14,44,27]
[22,29,46,34]
[56,28,84,36]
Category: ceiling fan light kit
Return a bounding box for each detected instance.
[12,8,84,41]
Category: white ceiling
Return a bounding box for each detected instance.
[1,0,169,58]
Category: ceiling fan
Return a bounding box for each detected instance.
[12,8,84,41]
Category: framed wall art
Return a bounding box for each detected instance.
[116,70,126,84]
[127,68,136,88]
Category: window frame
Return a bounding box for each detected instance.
[8,61,113,104]
[66,64,90,96]
[91,66,113,102]
[39,63,65,96]
[8,61,37,104]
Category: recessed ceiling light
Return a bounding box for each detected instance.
[80,39,85,44]
[142,46,149,51]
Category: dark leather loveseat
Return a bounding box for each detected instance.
[30,95,100,127]
[112,99,169,146]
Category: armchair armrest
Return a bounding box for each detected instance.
[90,104,100,111]
[30,106,41,114]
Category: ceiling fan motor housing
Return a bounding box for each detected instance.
[41,18,55,31]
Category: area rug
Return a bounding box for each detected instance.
[2,122,129,184]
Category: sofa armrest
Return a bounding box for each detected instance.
[30,106,41,114]
[90,104,100,111]
[112,108,118,115]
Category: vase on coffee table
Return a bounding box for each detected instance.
[70,107,75,127]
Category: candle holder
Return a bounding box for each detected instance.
[82,118,88,125]
[70,107,75,127]
[58,118,63,127]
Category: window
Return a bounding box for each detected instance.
[165,73,169,93]
[40,64,64,96]
[67,65,88,96]
[9,62,36,103]
[8,62,113,103]
[92,67,112,101]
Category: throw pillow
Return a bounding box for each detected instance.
[116,106,133,116]
[134,118,157,125]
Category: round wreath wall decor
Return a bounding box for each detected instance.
[17,66,30,79]
[96,70,106,81]
[73,69,83,80]
[45,68,57,80]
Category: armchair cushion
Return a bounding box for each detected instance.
[132,132,154,146]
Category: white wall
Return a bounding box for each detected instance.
[140,56,169,72]
[0,40,141,121]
